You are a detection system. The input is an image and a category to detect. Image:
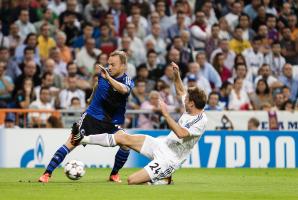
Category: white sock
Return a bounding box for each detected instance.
[81,134,116,147]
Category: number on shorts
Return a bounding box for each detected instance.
[149,162,161,175]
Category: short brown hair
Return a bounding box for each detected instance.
[188,87,207,109]
[110,50,127,65]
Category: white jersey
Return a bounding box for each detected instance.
[162,111,208,162]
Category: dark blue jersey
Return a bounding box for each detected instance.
[86,73,134,124]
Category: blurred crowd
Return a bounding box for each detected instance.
[0,0,298,128]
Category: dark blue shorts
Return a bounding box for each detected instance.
[77,113,121,136]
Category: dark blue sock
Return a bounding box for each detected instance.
[45,145,70,175]
[111,148,130,175]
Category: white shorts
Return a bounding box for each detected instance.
[140,136,181,182]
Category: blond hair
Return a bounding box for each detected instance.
[110,50,127,65]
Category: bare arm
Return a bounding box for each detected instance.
[171,62,186,97]
[159,99,190,139]
[99,65,130,95]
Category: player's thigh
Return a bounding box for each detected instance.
[127,168,151,185]
[114,131,147,153]
[144,159,176,183]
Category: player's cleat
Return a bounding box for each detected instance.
[109,173,122,183]
[70,122,83,146]
[38,173,51,183]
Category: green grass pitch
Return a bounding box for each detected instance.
[0,168,297,200]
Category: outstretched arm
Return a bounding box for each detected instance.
[171,62,186,97]
[159,99,190,139]
[99,65,130,95]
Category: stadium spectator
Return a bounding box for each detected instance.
[48,0,66,16]
[195,52,222,90]
[266,14,279,43]
[55,31,72,64]
[251,5,268,32]
[49,47,67,77]
[34,8,57,37]
[0,61,14,107]
[144,50,164,81]
[278,63,298,101]
[218,17,231,40]
[128,79,147,110]
[72,22,95,49]
[14,33,40,64]
[210,39,236,71]
[97,23,118,55]
[229,26,251,54]
[271,88,285,111]
[155,0,171,32]
[3,113,19,128]
[183,62,211,95]
[46,115,64,128]
[108,0,127,36]
[76,38,101,77]
[137,90,161,129]
[60,11,80,46]
[212,52,232,82]
[69,96,82,110]
[167,11,189,41]
[14,60,41,94]
[84,0,107,24]
[282,100,294,112]
[171,36,193,66]
[229,63,254,95]
[247,117,260,130]
[264,42,286,77]
[254,64,282,89]
[58,75,86,109]
[66,62,91,90]
[225,1,242,30]
[144,23,166,64]
[228,77,252,110]
[7,23,21,50]
[190,11,210,51]
[14,78,35,109]
[15,9,36,40]
[282,86,292,102]
[0,20,10,48]
[128,4,147,40]
[134,64,155,93]
[29,86,54,127]
[251,78,273,110]
[205,24,221,60]
[238,14,256,41]
[125,22,146,66]
[242,36,264,78]
[280,27,298,65]
[34,72,59,107]
[161,64,176,96]
[59,0,83,26]
[288,14,298,40]
[37,23,56,60]
[0,47,21,82]
[205,92,223,111]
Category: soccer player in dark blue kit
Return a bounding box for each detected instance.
[39,51,134,183]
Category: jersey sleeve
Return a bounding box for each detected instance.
[123,76,134,94]
[183,115,207,136]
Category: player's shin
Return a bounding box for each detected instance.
[44,145,70,175]
[80,134,117,147]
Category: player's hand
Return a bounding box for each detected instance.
[97,64,110,80]
[158,98,169,116]
[171,62,180,78]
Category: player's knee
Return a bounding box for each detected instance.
[127,176,136,185]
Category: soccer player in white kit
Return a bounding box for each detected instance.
[73,62,208,184]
